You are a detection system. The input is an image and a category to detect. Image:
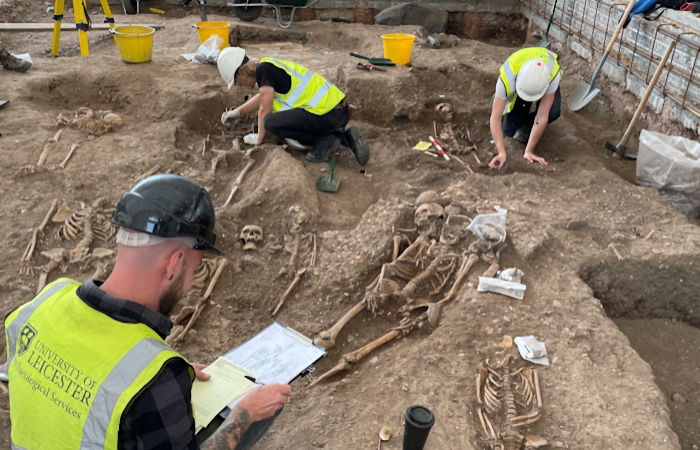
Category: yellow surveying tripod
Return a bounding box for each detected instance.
[51,0,116,56]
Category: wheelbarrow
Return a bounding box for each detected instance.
[226,0,319,28]
[120,0,208,21]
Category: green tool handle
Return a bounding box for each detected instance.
[328,157,336,179]
[349,51,370,61]
[349,51,395,66]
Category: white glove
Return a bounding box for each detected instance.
[221,108,241,126]
[243,133,261,145]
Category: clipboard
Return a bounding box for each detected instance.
[223,322,326,385]
[195,322,326,441]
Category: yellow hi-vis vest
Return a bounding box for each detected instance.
[499,47,561,114]
[2,278,192,449]
[259,57,346,116]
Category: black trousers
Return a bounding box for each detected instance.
[501,87,561,136]
[262,105,350,146]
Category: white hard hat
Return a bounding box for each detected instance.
[217,47,246,89]
[515,58,550,102]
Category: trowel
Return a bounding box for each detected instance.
[316,157,340,193]
[349,51,395,66]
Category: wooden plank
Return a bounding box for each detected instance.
[0,23,154,32]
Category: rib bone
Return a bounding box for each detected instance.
[167,258,227,346]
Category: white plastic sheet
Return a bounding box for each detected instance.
[477,276,526,300]
[467,206,507,243]
[13,53,32,65]
[181,35,224,65]
[636,129,700,219]
[514,335,549,366]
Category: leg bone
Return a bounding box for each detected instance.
[271,267,306,316]
[314,300,365,349]
[310,329,401,386]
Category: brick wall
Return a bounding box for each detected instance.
[519,0,700,133]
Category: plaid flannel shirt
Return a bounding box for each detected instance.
[77,280,198,450]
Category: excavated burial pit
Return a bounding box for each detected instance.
[580,257,700,449]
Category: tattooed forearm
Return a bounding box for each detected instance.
[201,408,252,449]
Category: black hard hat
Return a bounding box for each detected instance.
[110,174,222,255]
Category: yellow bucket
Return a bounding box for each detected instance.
[380,33,416,66]
[111,25,155,63]
[195,21,231,50]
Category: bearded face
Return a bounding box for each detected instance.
[158,272,185,316]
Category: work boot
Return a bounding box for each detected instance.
[284,138,312,152]
[306,134,340,163]
[343,126,369,166]
[512,127,530,144]
[0,49,31,73]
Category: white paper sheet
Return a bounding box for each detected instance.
[223,322,326,385]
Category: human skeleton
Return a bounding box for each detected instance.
[476,356,543,450]
[311,193,499,385]
[20,198,116,292]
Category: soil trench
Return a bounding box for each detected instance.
[0,2,698,449]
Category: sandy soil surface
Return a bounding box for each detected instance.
[1,1,699,449]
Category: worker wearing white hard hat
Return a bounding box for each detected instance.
[217,46,248,90]
[489,47,562,170]
[217,47,370,166]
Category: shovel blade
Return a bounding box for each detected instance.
[567,82,600,112]
[604,141,636,160]
[316,175,340,192]
[603,141,623,153]
[316,156,340,192]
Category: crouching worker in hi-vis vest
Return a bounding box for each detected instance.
[489,47,562,169]
[0,174,291,449]
[218,47,370,165]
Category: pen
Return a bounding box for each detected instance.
[244,375,265,385]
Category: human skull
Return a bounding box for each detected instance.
[440,215,468,246]
[435,102,454,122]
[290,209,308,234]
[103,113,125,129]
[240,225,263,251]
[415,190,438,205]
[77,106,94,118]
[414,203,445,231]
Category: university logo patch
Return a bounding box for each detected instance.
[17,324,37,356]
